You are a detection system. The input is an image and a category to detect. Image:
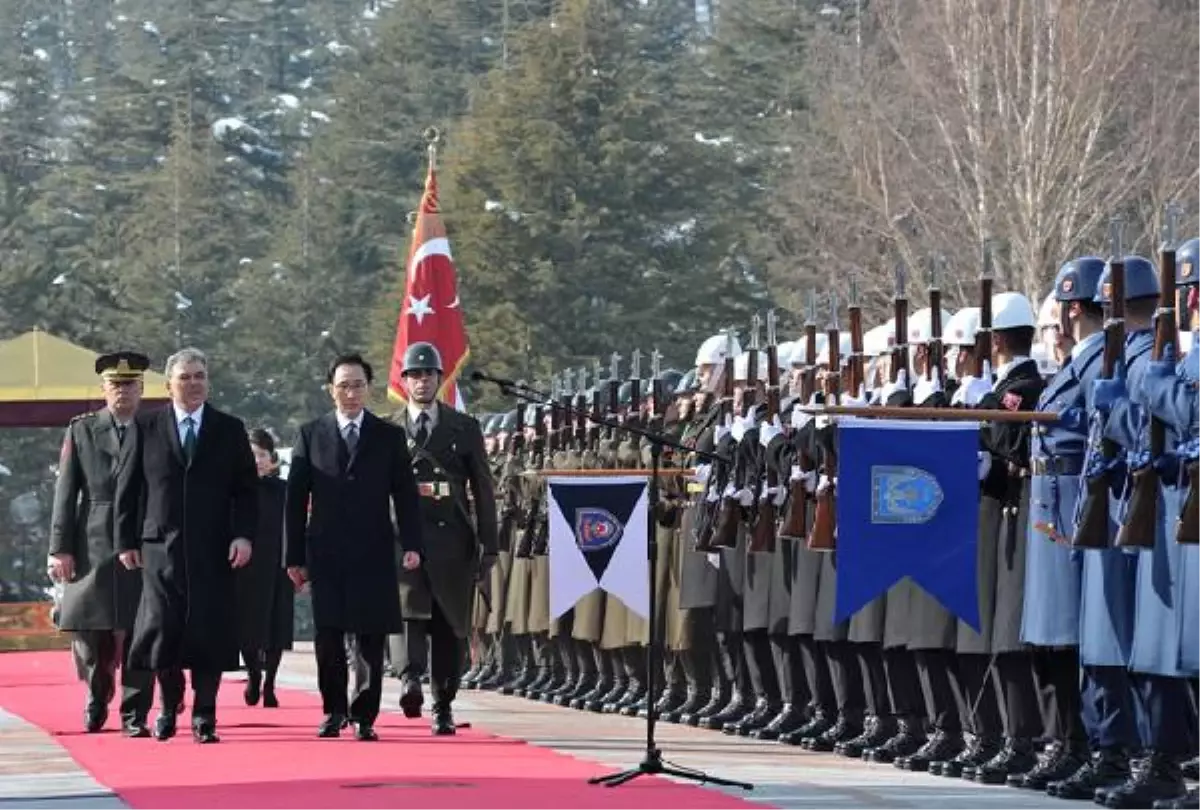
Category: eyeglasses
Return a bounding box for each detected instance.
[333,380,367,392]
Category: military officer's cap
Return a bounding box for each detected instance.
[1053,257,1106,302]
[1094,256,1160,304]
[1176,238,1198,288]
[401,341,443,374]
[95,351,150,380]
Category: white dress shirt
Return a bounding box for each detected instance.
[174,403,205,445]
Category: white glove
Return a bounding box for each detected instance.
[714,413,733,443]
[841,384,869,409]
[731,414,751,443]
[772,486,788,507]
[692,463,712,484]
[950,377,971,406]
[816,474,835,494]
[735,488,755,507]
[791,406,813,431]
[789,466,818,493]
[912,370,942,404]
[962,375,993,406]
[880,368,908,402]
[977,451,992,481]
[759,416,783,447]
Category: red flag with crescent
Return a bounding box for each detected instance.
[388,164,469,408]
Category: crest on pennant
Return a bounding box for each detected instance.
[575,507,624,552]
[870,465,944,525]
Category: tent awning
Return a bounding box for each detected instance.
[0,329,170,402]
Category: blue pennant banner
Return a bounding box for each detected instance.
[834,419,981,631]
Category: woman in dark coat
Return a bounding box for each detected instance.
[237,428,294,707]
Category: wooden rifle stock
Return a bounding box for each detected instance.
[1074,251,1126,549]
[1116,243,1177,549]
[781,321,819,541]
[928,288,944,381]
[750,320,780,554]
[808,324,841,553]
[974,276,993,377]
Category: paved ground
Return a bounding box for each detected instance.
[0,646,1091,809]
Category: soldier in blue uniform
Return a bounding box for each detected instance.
[1093,239,1199,809]
[1014,257,1107,790]
[1094,258,1195,806]
[1050,255,1159,800]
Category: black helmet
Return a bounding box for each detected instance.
[656,369,684,394]
[402,342,443,375]
[674,368,698,395]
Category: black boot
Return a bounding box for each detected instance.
[972,737,1039,784]
[1046,749,1131,800]
[751,703,806,741]
[262,649,281,708]
[725,698,777,736]
[608,679,646,714]
[244,665,262,706]
[1008,740,1088,790]
[895,729,967,772]
[836,715,897,759]
[803,713,863,752]
[1103,753,1188,809]
[927,734,1000,777]
[779,709,834,746]
[643,683,686,719]
[680,686,726,726]
[864,719,926,763]
[700,691,753,730]
[589,676,627,713]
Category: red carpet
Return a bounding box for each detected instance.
[0,651,758,809]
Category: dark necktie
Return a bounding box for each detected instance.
[344,422,359,454]
[116,424,126,445]
[415,413,429,446]
[182,417,197,463]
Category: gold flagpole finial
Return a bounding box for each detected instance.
[423,126,441,169]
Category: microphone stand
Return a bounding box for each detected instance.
[480,377,753,792]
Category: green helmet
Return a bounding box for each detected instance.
[401,341,443,374]
[674,368,698,395]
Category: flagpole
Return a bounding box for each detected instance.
[474,375,753,792]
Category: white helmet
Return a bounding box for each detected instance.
[944,307,981,346]
[863,320,896,358]
[732,350,769,382]
[694,333,742,366]
[815,333,853,367]
[908,307,955,343]
[992,292,1037,330]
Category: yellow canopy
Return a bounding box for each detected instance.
[0,329,170,403]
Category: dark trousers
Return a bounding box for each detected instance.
[1031,646,1085,747]
[743,630,780,703]
[395,601,463,708]
[799,637,837,715]
[1081,664,1139,751]
[316,629,385,724]
[158,667,220,721]
[73,630,153,722]
[915,648,962,732]
[883,647,923,722]
[1130,673,1198,758]
[993,651,1042,739]
[242,646,284,690]
[956,652,1003,737]
[827,640,865,718]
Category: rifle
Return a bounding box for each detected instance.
[694,330,737,551]
[975,241,995,377]
[780,293,819,541]
[514,404,545,558]
[750,310,781,553]
[848,277,865,395]
[628,349,643,426]
[1074,218,1127,549]
[893,262,911,389]
[928,257,945,382]
[1118,208,1179,549]
[808,294,842,553]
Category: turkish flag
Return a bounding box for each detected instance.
[388,165,469,408]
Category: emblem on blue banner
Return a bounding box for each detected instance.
[575,507,624,552]
[870,465,944,525]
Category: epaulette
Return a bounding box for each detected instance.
[69,411,97,424]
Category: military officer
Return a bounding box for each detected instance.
[393,341,499,735]
[1013,256,1107,791]
[1092,249,1197,808]
[1052,255,1160,800]
[48,351,155,736]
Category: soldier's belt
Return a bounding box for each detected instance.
[686,482,706,494]
[1031,457,1083,477]
[418,481,452,499]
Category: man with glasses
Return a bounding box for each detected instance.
[49,351,155,737]
[392,342,498,735]
[285,352,425,740]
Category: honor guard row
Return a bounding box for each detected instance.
[462,230,1198,810]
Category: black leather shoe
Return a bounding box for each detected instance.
[779,709,834,746]
[804,714,863,752]
[399,679,424,718]
[432,710,456,736]
[84,705,107,733]
[317,714,345,738]
[191,722,219,744]
[700,693,753,730]
[751,703,806,741]
[663,688,702,724]
[590,678,627,713]
[153,714,177,741]
[354,724,378,742]
[973,738,1038,784]
[556,671,594,706]
[262,687,279,708]
[244,672,261,706]
[928,734,999,777]
[122,719,151,738]
[1046,749,1131,800]
[727,699,779,736]
[680,688,726,726]
[837,715,896,758]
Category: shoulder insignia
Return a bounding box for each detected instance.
[68,411,96,424]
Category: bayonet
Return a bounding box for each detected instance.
[650,349,662,379]
[750,312,762,350]
[848,275,860,307]
[1164,204,1180,249]
[630,348,642,380]
[561,367,574,394]
[806,290,817,325]
[894,261,907,299]
[1109,216,1125,259]
[830,291,840,331]
[766,309,777,346]
[982,238,995,280]
[608,352,621,382]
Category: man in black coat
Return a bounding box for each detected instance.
[285,352,425,741]
[115,347,259,744]
[391,342,498,735]
[49,351,154,737]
